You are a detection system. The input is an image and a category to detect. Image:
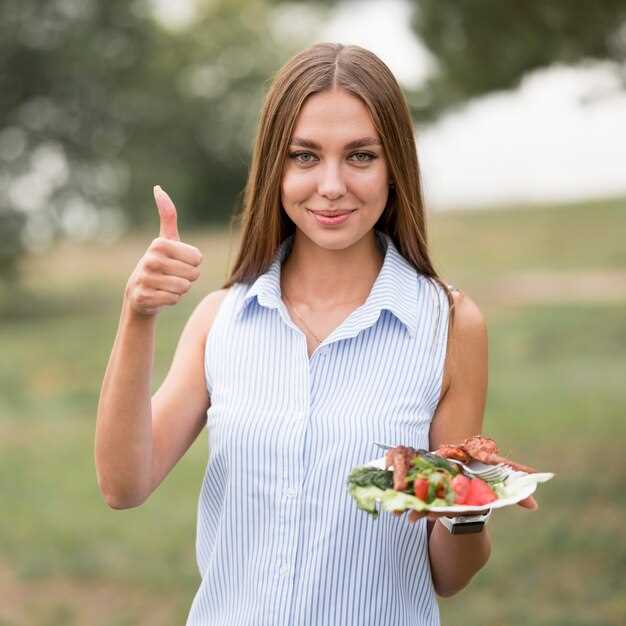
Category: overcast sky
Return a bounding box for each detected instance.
[322,0,626,210]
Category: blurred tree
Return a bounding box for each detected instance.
[408,0,626,121]
[0,0,329,284]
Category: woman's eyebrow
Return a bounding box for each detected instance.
[290,136,381,150]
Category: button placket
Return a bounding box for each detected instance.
[275,343,307,590]
[271,353,313,624]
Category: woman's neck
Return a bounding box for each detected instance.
[280,230,385,311]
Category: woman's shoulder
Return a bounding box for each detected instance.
[183,288,232,346]
[445,285,487,341]
[195,287,231,316]
[437,282,487,404]
[201,287,231,308]
[419,276,486,338]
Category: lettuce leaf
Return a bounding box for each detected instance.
[348,485,386,518]
[347,466,393,490]
[378,489,429,513]
[348,486,432,518]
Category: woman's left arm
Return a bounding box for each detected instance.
[422,289,492,597]
[398,289,537,596]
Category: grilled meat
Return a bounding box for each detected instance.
[384,445,418,491]
[434,444,472,464]
[436,435,536,474]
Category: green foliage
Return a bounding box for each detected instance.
[0,0,327,282]
[0,209,26,282]
[408,0,626,120]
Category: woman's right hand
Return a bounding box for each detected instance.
[125,185,203,317]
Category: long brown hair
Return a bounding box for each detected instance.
[222,42,455,327]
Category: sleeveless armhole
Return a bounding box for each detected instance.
[203,286,235,398]
[446,283,460,332]
[436,283,461,409]
[424,279,457,414]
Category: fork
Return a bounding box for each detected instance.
[444,458,509,482]
[372,441,509,483]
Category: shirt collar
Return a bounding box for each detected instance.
[234,229,419,338]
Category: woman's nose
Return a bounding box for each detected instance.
[318,164,347,200]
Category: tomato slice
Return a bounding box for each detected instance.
[452,474,471,505]
[465,478,497,506]
[414,477,429,502]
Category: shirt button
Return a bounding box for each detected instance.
[279,565,290,577]
[286,487,298,498]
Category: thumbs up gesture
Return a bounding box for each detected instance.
[156,184,180,241]
[125,186,203,317]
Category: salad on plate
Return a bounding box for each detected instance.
[347,436,554,518]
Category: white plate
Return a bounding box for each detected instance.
[358,455,554,514]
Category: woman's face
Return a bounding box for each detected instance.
[281,88,390,250]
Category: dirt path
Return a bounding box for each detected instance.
[482,269,626,305]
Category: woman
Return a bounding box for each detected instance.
[95,43,537,625]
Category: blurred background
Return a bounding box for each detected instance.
[1,0,625,624]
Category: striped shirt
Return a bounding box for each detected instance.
[186,229,450,626]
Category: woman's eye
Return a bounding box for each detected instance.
[289,152,316,164]
[350,152,376,163]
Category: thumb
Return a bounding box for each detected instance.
[153,185,180,241]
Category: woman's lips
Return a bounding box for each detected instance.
[307,209,356,226]
[311,210,354,216]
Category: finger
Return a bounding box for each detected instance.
[141,288,181,308]
[518,496,539,510]
[144,274,191,295]
[153,289,181,306]
[408,510,427,523]
[148,256,201,282]
[154,185,180,241]
[153,238,203,266]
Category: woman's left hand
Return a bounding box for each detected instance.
[393,495,538,524]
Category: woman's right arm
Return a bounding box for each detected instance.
[95,297,157,509]
[95,289,227,509]
[95,186,223,509]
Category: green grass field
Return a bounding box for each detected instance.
[1,197,624,625]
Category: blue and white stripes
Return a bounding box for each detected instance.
[186,229,450,626]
